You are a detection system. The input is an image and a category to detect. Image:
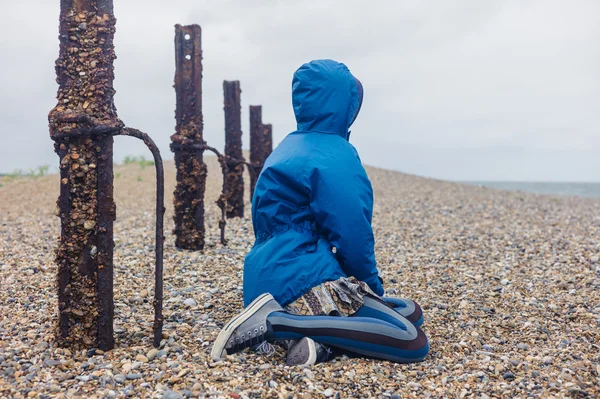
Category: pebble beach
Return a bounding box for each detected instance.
[1,157,599,399]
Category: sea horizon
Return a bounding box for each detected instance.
[463,181,600,199]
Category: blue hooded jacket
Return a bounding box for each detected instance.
[243,59,384,307]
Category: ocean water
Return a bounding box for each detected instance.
[465,181,600,199]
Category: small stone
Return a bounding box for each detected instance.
[84,220,96,230]
[121,363,133,373]
[323,388,334,397]
[177,369,190,378]
[78,22,88,30]
[147,349,159,361]
[76,375,90,382]
[517,343,528,350]
[126,373,142,380]
[543,356,553,365]
[501,279,509,285]
[163,390,183,399]
[36,341,49,350]
[482,344,494,352]
[183,298,197,307]
[204,302,213,309]
[135,354,148,363]
[503,371,515,380]
[114,374,126,383]
[269,380,278,388]
[157,350,168,358]
[532,371,540,378]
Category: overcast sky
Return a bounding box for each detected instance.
[1,0,598,181]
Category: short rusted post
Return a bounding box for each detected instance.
[171,24,206,250]
[262,123,273,156]
[223,81,244,218]
[249,106,262,198]
[249,106,273,198]
[49,0,121,350]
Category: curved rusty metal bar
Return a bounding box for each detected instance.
[170,141,260,246]
[117,127,165,347]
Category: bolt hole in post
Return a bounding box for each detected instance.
[184,34,191,40]
[185,54,191,60]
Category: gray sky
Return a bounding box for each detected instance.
[1,0,598,181]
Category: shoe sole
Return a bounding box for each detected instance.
[304,338,317,366]
[287,337,317,367]
[210,293,274,360]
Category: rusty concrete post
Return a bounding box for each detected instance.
[223,81,244,218]
[48,0,121,350]
[249,105,262,198]
[170,24,206,250]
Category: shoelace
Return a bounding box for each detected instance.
[253,341,277,357]
[318,345,334,362]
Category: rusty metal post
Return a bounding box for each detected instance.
[249,106,273,198]
[49,0,164,350]
[171,24,206,250]
[249,105,262,198]
[223,81,244,218]
[262,123,273,156]
[49,0,121,350]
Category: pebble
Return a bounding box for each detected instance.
[114,374,126,384]
[503,371,515,380]
[323,388,334,397]
[126,373,142,380]
[136,354,149,363]
[517,343,528,350]
[543,356,553,365]
[269,380,278,388]
[163,390,183,399]
[147,348,159,361]
[183,298,197,307]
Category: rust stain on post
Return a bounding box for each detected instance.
[223,81,244,218]
[171,24,206,250]
[49,0,121,350]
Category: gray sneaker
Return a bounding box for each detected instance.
[286,337,333,367]
[211,293,283,360]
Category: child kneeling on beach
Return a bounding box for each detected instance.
[211,59,429,366]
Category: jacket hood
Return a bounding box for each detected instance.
[292,59,363,139]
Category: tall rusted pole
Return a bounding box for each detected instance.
[249,105,262,198]
[49,0,121,350]
[223,81,244,218]
[171,24,205,250]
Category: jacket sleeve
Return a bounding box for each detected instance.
[308,146,384,296]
